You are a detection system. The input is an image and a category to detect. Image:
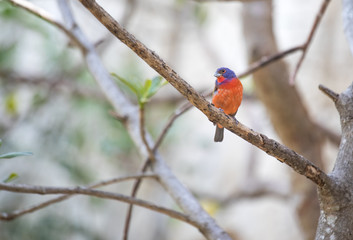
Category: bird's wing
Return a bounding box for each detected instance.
[213,80,219,93]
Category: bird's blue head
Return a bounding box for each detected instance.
[214,67,236,79]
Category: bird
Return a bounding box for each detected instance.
[211,67,243,142]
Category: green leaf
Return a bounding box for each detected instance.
[111,73,140,97]
[0,151,33,159]
[0,139,2,148]
[3,173,18,183]
[147,76,168,98]
[140,79,153,104]
[111,73,167,108]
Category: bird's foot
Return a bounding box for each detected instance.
[231,115,239,125]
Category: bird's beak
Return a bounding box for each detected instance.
[214,72,221,78]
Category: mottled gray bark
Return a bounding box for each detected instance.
[314,2,353,238]
[315,84,353,239]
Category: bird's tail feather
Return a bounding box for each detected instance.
[214,126,224,142]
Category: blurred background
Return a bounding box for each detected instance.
[0,0,352,239]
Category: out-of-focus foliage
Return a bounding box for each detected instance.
[0,138,32,184]
[2,172,18,183]
[1,215,102,240]
[112,73,167,108]
[0,151,32,159]
[0,1,147,239]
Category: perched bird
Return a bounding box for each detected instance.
[211,67,243,142]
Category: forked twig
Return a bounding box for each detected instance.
[123,102,193,240]
[290,0,331,84]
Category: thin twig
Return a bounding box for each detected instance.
[0,182,197,226]
[290,0,331,84]
[123,102,193,240]
[139,107,155,159]
[0,173,157,221]
[238,45,303,78]
[195,181,289,206]
[153,102,194,151]
[122,159,151,240]
[9,0,82,50]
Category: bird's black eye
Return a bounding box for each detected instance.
[221,69,226,73]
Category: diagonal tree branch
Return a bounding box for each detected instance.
[77,0,330,187]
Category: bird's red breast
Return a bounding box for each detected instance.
[212,76,243,117]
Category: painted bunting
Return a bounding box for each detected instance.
[211,67,243,142]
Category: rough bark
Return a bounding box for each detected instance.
[315,1,353,237]
[242,1,323,239]
[315,84,353,239]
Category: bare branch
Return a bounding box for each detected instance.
[238,45,303,78]
[196,182,289,206]
[290,0,331,84]
[319,84,339,103]
[123,102,193,240]
[123,160,151,240]
[77,0,330,187]
[0,70,105,101]
[139,108,155,160]
[154,102,193,151]
[8,0,83,50]
[0,182,197,226]
[0,173,157,221]
[122,102,194,239]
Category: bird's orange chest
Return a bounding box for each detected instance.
[212,78,243,115]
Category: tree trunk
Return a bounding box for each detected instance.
[242,1,324,239]
[315,84,353,239]
[315,2,353,237]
